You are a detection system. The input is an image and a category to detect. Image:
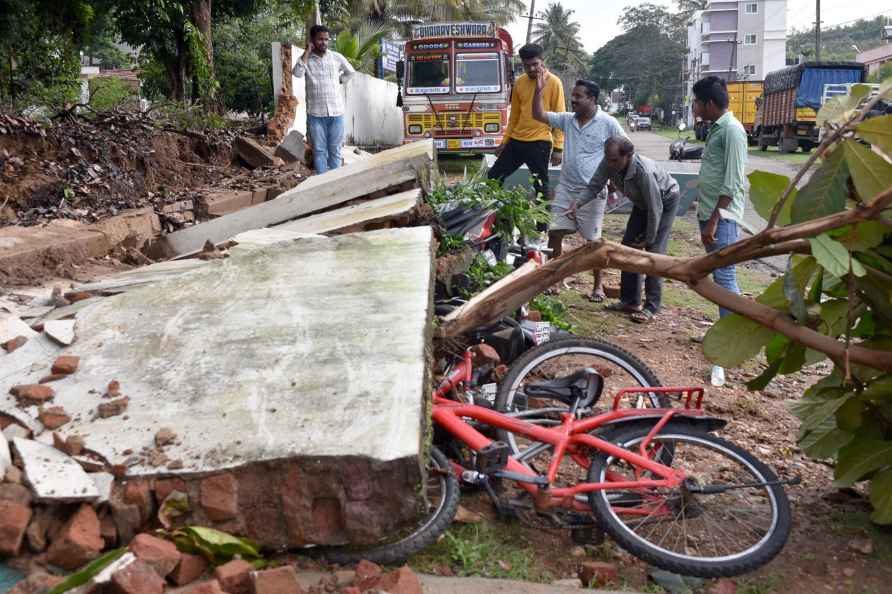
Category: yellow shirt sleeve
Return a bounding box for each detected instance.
[548,76,565,151]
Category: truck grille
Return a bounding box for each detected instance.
[407,112,501,131]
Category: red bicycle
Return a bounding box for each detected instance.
[327,345,794,578]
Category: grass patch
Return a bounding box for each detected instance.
[653,126,700,144]
[748,146,811,165]
[737,574,784,594]
[409,522,554,582]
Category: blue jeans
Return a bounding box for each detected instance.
[307,115,344,174]
[699,218,740,318]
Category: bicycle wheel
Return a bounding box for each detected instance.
[588,423,791,577]
[495,337,666,455]
[322,447,460,565]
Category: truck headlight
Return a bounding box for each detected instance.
[408,124,423,135]
[484,123,500,133]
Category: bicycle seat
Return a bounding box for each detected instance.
[524,369,604,408]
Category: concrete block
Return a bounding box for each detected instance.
[197,191,254,218]
[274,130,306,163]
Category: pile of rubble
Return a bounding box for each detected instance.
[1,140,438,593]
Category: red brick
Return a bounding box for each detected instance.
[2,335,27,353]
[7,571,64,594]
[154,427,177,447]
[0,501,32,556]
[198,190,254,218]
[9,384,54,405]
[123,480,154,523]
[106,380,122,397]
[376,566,422,594]
[709,579,738,594]
[154,477,187,503]
[170,552,209,586]
[180,580,227,594]
[100,513,118,548]
[97,396,129,418]
[46,504,104,570]
[201,473,239,522]
[38,374,67,384]
[341,588,361,594]
[354,559,383,590]
[65,291,93,303]
[51,355,80,375]
[129,533,181,578]
[214,559,253,594]
[38,406,70,430]
[108,558,165,594]
[578,561,619,587]
[251,565,305,594]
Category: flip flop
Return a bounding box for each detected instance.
[630,310,656,324]
[603,301,641,313]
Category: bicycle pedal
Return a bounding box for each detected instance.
[475,441,511,474]
[570,525,606,546]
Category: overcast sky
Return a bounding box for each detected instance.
[504,1,892,53]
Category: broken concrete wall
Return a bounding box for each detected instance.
[1,227,435,548]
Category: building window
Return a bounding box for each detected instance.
[745,2,758,14]
[744,34,757,44]
[743,64,756,75]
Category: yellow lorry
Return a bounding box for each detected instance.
[693,80,763,144]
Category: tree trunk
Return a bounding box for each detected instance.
[191,0,215,107]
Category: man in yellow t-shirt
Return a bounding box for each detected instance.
[487,43,565,231]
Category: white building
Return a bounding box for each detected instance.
[684,1,787,123]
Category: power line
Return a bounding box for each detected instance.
[793,9,892,33]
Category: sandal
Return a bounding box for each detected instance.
[588,291,606,303]
[630,310,656,324]
[603,301,641,313]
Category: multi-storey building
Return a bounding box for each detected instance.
[684,1,786,124]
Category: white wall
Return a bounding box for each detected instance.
[272,43,403,147]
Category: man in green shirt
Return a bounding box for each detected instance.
[692,76,748,386]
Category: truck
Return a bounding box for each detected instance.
[693,80,763,143]
[395,22,514,154]
[753,61,866,153]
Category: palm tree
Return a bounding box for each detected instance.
[532,3,588,77]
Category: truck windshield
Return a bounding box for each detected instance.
[455,53,501,93]
[407,54,450,94]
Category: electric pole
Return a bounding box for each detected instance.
[815,0,821,61]
[526,0,536,45]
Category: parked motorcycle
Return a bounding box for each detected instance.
[669,138,704,161]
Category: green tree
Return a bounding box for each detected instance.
[333,24,387,73]
[532,3,589,79]
[787,16,888,63]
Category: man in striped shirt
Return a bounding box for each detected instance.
[293,25,355,173]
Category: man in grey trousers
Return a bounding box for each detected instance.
[575,136,679,323]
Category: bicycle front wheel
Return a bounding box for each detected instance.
[588,423,791,577]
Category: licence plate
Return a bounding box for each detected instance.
[447,139,460,150]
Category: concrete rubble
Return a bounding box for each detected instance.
[0,140,440,591]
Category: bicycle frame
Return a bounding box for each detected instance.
[432,386,706,513]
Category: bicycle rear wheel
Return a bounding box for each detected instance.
[322,447,459,565]
[588,423,791,577]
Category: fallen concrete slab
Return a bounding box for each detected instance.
[154,140,434,258]
[13,438,100,502]
[276,188,421,235]
[1,227,435,547]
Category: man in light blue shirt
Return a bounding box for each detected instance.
[692,76,748,385]
[531,75,626,300]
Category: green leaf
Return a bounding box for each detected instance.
[765,334,790,364]
[46,548,127,594]
[820,299,850,338]
[837,222,890,252]
[779,343,806,375]
[843,140,892,203]
[856,273,892,322]
[757,256,817,308]
[783,256,809,323]
[869,468,892,524]
[748,170,794,226]
[863,375,892,401]
[747,358,783,391]
[791,148,849,223]
[810,233,866,278]
[171,527,262,565]
[835,437,892,487]
[856,114,892,158]
[836,397,864,432]
[788,390,849,431]
[808,267,824,303]
[703,314,777,367]
[799,416,854,459]
[853,311,877,338]
[817,84,871,126]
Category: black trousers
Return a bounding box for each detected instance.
[487,139,552,231]
[620,193,679,314]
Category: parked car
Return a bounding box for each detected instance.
[635,116,652,130]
